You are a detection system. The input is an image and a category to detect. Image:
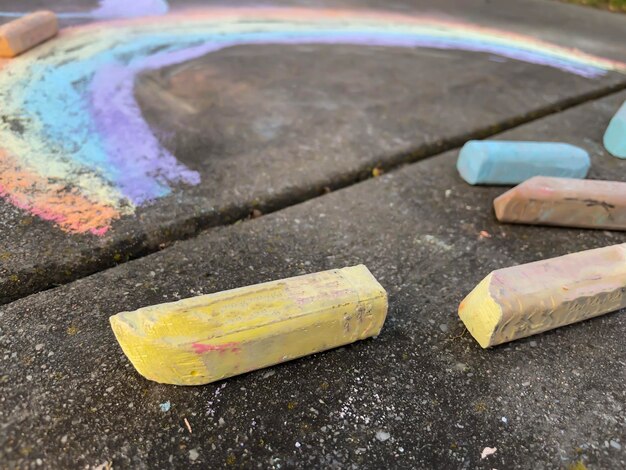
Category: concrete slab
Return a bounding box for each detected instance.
[1,91,625,468]
[2,0,626,303]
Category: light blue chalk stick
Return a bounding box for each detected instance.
[603,100,626,159]
[456,140,590,185]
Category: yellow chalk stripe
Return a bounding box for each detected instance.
[110,265,387,385]
[458,273,502,348]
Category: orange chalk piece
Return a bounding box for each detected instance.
[494,176,626,231]
[459,243,626,348]
[0,11,58,58]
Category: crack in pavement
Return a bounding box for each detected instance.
[2,81,626,306]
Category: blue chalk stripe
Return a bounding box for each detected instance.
[457,140,590,185]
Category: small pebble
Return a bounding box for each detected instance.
[189,449,199,461]
[610,440,621,450]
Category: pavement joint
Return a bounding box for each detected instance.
[3,81,625,307]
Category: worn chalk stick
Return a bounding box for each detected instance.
[110,265,388,386]
[494,176,626,231]
[604,100,626,159]
[458,243,626,348]
[0,11,58,58]
[457,140,590,185]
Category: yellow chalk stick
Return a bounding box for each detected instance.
[110,265,388,385]
[0,11,58,58]
[459,243,626,348]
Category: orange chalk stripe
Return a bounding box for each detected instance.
[0,149,119,235]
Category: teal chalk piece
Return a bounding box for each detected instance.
[456,140,590,185]
[604,100,626,159]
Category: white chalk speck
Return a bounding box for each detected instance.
[481,446,497,459]
[454,363,468,372]
[159,401,171,412]
[376,431,390,442]
[295,442,301,448]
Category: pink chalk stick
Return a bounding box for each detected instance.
[494,176,626,231]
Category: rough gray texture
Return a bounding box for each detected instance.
[1,91,625,469]
[2,0,626,303]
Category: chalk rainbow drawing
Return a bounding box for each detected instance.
[1,8,625,235]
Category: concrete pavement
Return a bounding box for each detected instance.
[2,0,626,304]
[1,90,625,468]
